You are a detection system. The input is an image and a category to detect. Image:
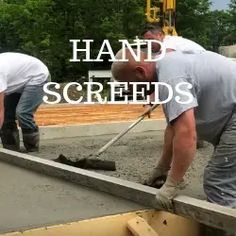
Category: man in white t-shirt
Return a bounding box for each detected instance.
[142,24,206,53]
[0,52,50,152]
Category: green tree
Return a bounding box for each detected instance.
[227,0,236,44]
[2,0,235,82]
[207,10,231,51]
[176,0,211,48]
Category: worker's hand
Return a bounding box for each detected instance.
[143,165,169,188]
[143,92,155,118]
[143,103,153,118]
[155,176,186,212]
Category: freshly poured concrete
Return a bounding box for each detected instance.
[0,130,213,233]
[0,161,143,234]
[35,130,213,200]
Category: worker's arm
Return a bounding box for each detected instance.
[158,124,174,168]
[169,108,197,181]
[156,108,197,211]
[0,92,5,128]
[144,125,174,186]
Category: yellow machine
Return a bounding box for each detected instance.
[146,0,178,35]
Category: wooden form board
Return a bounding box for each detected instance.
[0,149,235,233]
[127,216,159,236]
[1,210,200,236]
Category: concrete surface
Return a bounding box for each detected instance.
[34,130,213,200]
[0,161,143,234]
[1,149,234,233]
[38,120,166,140]
[6,120,166,141]
[0,130,214,233]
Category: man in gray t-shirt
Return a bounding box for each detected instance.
[111,49,236,211]
[159,52,236,146]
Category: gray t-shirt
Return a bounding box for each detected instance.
[157,51,236,145]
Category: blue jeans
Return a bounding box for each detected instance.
[204,110,236,209]
[202,112,236,236]
[2,85,44,133]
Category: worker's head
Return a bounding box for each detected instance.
[142,24,165,41]
[142,24,165,52]
[111,49,156,84]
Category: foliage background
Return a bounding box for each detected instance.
[0,0,235,81]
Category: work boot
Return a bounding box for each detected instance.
[0,129,20,151]
[22,131,40,152]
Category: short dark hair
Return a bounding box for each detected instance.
[141,23,164,36]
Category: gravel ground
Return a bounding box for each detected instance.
[34,130,213,200]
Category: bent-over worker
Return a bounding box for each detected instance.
[111,49,236,210]
[0,52,50,152]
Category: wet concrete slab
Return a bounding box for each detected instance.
[35,130,213,200]
[0,130,213,233]
[0,161,143,234]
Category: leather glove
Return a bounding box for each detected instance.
[143,165,169,188]
[155,175,186,212]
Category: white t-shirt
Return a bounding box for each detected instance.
[164,36,206,53]
[0,52,49,94]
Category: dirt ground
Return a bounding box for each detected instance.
[34,130,213,200]
[35,104,164,126]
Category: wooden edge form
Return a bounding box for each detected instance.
[0,148,235,233]
[127,216,159,236]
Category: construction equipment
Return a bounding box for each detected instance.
[146,0,178,35]
[54,104,159,171]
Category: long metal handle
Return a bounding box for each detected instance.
[96,104,160,157]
